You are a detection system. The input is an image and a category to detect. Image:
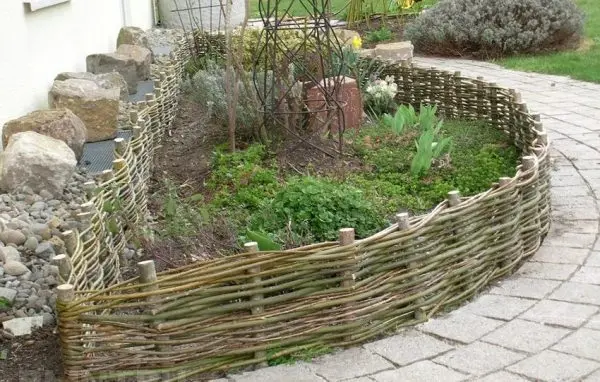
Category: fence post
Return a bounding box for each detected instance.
[53,254,73,283]
[244,242,267,366]
[62,230,77,256]
[339,228,355,289]
[448,190,461,207]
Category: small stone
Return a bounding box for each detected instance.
[24,236,39,252]
[39,190,53,200]
[19,271,32,281]
[30,201,46,211]
[42,312,55,326]
[35,242,55,260]
[31,223,51,240]
[42,305,52,313]
[0,287,17,303]
[0,266,3,277]
[0,229,26,245]
[3,261,29,276]
[0,246,20,262]
[49,236,66,255]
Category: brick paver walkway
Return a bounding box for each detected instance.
[219,58,600,382]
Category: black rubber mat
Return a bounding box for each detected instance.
[78,130,133,174]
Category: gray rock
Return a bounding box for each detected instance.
[87,44,152,94]
[55,71,129,101]
[42,313,55,326]
[0,266,3,278]
[3,261,28,276]
[39,190,53,200]
[30,201,46,211]
[0,229,26,245]
[35,242,55,260]
[0,246,20,262]
[2,316,43,336]
[0,287,16,303]
[48,79,119,143]
[24,236,39,252]
[31,223,51,240]
[0,132,77,195]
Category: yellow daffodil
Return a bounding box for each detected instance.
[400,0,414,9]
[352,35,363,50]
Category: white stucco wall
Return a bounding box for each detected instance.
[0,0,155,130]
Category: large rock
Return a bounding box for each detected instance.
[361,41,414,62]
[0,132,77,195]
[117,26,150,49]
[55,71,129,101]
[48,79,119,142]
[2,316,43,336]
[86,44,152,94]
[2,109,87,160]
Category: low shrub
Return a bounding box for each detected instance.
[252,177,385,242]
[404,0,584,58]
[365,26,393,44]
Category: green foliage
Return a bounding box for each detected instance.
[382,104,418,134]
[207,144,281,212]
[364,76,398,116]
[266,345,333,366]
[0,297,11,310]
[160,181,209,238]
[253,177,385,242]
[365,26,393,44]
[332,48,386,93]
[348,118,518,215]
[405,0,584,58]
[411,119,453,176]
[246,230,282,251]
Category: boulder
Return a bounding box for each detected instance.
[2,109,87,160]
[87,44,152,94]
[0,132,77,196]
[55,71,129,101]
[363,41,414,62]
[48,79,119,142]
[2,316,43,336]
[116,26,150,49]
[305,76,363,133]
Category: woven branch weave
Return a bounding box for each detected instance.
[56,37,551,381]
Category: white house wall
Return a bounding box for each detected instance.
[0,0,154,132]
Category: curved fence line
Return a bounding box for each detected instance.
[55,39,551,381]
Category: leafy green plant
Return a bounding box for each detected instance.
[365,26,393,44]
[160,181,209,238]
[0,297,11,310]
[246,230,282,251]
[253,177,385,242]
[266,345,333,366]
[364,76,398,116]
[410,119,453,176]
[382,104,418,134]
[417,104,438,130]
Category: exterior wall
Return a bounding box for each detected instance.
[0,0,155,131]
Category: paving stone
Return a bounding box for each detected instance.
[550,282,600,305]
[343,378,374,382]
[571,266,600,285]
[587,313,600,330]
[306,348,392,381]
[550,195,596,210]
[553,206,600,221]
[587,252,600,267]
[542,232,596,249]
[488,277,560,299]
[548,219,598,234]
[433,341,525,376]
[516,262,578,281]
[230,364,324,382]
[475,371,530,382]
[364,330,453,366]
[458,295,536,320]
[482,319,570,353]
[418,312,503,344]
[371,360,468,382]
[583,369,600,381]
[520,300,598,329]
[551,174,588,187]
[552,328,600,362]
[507,350,599,381]
[531,246,589,265]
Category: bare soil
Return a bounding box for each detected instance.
[0,327,63,381]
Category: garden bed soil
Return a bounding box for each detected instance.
[0,327,63,381]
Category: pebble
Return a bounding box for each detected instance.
[0,246,20,262]
[35,242,55,260]
[31,223,51,240]
[24,236,39,252]
[0,229,27,246]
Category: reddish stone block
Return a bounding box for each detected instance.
[305,76,363,134]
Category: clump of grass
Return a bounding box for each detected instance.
[365,26,393,44]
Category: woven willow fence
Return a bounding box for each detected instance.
[55,46,550,380]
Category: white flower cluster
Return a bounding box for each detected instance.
[365,76,398,100]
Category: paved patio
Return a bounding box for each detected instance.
[218,57,600,382]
